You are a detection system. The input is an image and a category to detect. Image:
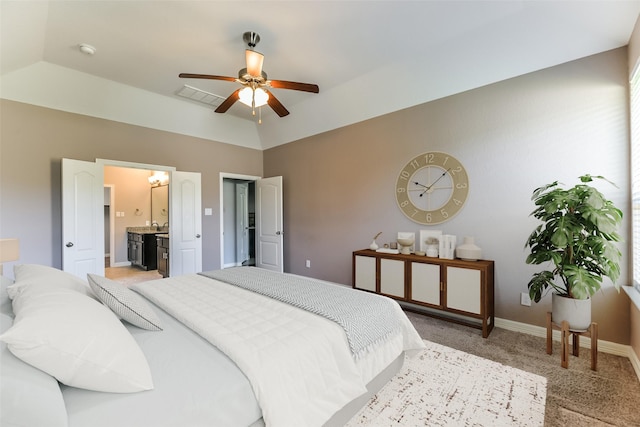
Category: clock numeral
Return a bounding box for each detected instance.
[440,209,449,218]
[425,213,432,223]
[456,183,467,189]
[453,198,463,206]
[450,166,462,175]
[425,153,435,164]
[409,159,420,170]
[400,200,410,208]
[396,187,406,193]
[399,171,411,181]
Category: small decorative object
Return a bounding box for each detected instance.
[456,236,482,261]
[424,237,440,257]
[419,230,442,253]
[369,231,382,250]
[414,251,426,256]
[397,232,416,254]
[439,235,456,260]
[389,242,398,250]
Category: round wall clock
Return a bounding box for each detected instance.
[395,151,469,225]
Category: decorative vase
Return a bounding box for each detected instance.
[397,237,414,255]
[552,293,592,331]
[426,244,439,257]
[369,240,379,250]
[455,236,482,261]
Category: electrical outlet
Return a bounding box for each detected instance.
[520,292,532,307]
[305,260,311,268]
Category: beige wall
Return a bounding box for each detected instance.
[265,47,631,344]
[0,100,263,271]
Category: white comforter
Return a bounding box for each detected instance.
[133,273,424,427]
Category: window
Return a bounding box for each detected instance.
[631,66,640,292]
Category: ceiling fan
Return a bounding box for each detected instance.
[179,31,319,122]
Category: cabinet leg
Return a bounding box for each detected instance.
[561,321,569,369]
[591,322,598,371]
[546,312,553,355]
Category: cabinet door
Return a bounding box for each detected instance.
[411,262,441,306]
[446,266,481,314]
[380,258,405,298]
[354,255,376,292]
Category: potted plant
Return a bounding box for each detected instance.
[525,175,623,330]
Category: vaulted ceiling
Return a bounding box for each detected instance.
[2,1,639,150]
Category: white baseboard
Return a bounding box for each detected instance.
[495,317,639,381]
[111,261,131,268]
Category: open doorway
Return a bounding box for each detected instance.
[222,177,256,268]
[220,173,284,272]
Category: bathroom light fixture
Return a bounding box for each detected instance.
[148,171,168,187]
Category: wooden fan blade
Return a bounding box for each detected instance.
[269,80,319,93]
[265,90,290,117]
[215,89,241,113]
[179,73,237,82]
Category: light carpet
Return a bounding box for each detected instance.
[347,340,547,426]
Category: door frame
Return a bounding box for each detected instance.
[219,172,261,269]
[104,184,115,268]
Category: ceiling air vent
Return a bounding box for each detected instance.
[176,85,225,108]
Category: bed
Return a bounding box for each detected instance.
[0,265,425,427]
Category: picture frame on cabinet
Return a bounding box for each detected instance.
[419,230,443,253]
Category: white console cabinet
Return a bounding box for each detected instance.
[353,249,495,337]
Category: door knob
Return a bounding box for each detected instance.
[66,242,74,247]
[196,234,201,238]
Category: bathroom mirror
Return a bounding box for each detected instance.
[151,185,169,226]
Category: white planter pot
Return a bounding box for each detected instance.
[551,293,592,331]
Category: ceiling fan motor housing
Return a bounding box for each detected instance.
[243,31,260,49]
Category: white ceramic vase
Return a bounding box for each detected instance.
[552,293,592,331]
[369,240,379,250]
[456,236,482,261]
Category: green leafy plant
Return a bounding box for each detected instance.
[525,175,622,302]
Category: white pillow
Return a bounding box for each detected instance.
[9,264,94,300]
[1,313,68,427]
[88,274,163,331]
[0,287,154,393]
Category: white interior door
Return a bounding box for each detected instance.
[256,176,283,272]
[170,171,202,276]
[235,183,249,265]
[62,158,105,278]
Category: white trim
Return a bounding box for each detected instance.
[96,158,176,172]
[495,317,638,380]
[105,184,115,268]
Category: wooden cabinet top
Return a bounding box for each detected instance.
[353,249,494,269]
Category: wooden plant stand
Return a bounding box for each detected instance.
[546,311,598,371]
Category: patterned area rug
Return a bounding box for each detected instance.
[347,340,547,426]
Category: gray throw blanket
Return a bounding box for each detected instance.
[199,267,403,359]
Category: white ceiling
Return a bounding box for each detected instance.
[2,1,639,150]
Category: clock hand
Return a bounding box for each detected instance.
[424,168,451,191]
[413,181,428,189]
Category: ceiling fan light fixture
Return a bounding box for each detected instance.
[245,50,264,77]
[239,87,269,108]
